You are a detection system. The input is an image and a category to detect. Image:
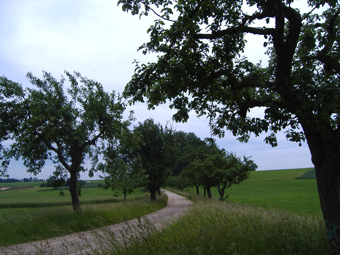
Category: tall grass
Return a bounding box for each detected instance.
[94,195,328,255]
[0,193,167,246]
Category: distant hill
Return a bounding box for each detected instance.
[295,169,316,179]
[248,168,314,182]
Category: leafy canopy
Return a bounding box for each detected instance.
[0,71,132,178]
[119,0,340,147]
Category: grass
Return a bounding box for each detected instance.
[90,195,329,255]
[1,168,327,254]
[0,192,167,246]
[0,180,148,208]
[182,167,321,215]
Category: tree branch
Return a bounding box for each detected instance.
[194,25,275,40]
[80,132,103,151]
[46,142,71,171]
[315,53,340,75]
[320,9,340,55]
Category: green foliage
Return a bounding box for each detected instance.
[98,128,147,202]
[119,0,340,249]
[133,119,176,200]
[0,71,133,212]
[118,0,340,148]
[182,138,255,199]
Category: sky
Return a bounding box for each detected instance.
[0,0,314,180]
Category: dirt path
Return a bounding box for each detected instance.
[1,190,193,255]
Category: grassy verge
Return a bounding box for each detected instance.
[100,195,329,255]
[0,193,167,246]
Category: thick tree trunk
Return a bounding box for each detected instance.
[157,188,161,196]
[313,145,340,254]
[69,171,81,213]
[303,124,340,254]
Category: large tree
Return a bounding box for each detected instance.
[134,119,176,200]
[0,71,132,213]
[118,0,340,252]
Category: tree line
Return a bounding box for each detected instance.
[1,72,254,212]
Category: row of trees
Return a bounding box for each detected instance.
[0,177,45,183]
[1,72,252,212]
[168,138,257,201]
[100,119,256,202]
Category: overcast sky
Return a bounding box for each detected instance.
[0,0,314,180]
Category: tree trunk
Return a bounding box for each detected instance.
[150,188,157,200]
[195,185,199,195]
[150,180,157,200]
[123,189,127,203]
[314,146,340,254]
[69,171,81,213]
[217,184,224,201]
[207,186,212,199]
[204,187,206,197]
[303,124,340,254]
[157,188,161,196]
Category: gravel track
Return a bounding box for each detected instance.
[0,190,193,255]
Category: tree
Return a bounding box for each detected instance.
[99,156,145,202]
[99,130,146,202]
[118,0,340,252]
[183,139,220,198]
[0,76,26,177]
[134,119,175,200]
[213,152,256,201]
[0,71,132,213]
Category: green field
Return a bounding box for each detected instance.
[0,181,168,246]
[185,167,321,215]
[0,180,147,208]
[0,168,323,248]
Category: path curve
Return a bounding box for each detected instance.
[1,190,193,255]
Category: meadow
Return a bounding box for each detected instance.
[101,196,328,255]
[1,168,330,254]
[187,167,322,215]
[0,182,167,246]
[98,168,328,255]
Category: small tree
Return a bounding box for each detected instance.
[213,153,256,201]
[99,156,145,202]
[0,71,132,213]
